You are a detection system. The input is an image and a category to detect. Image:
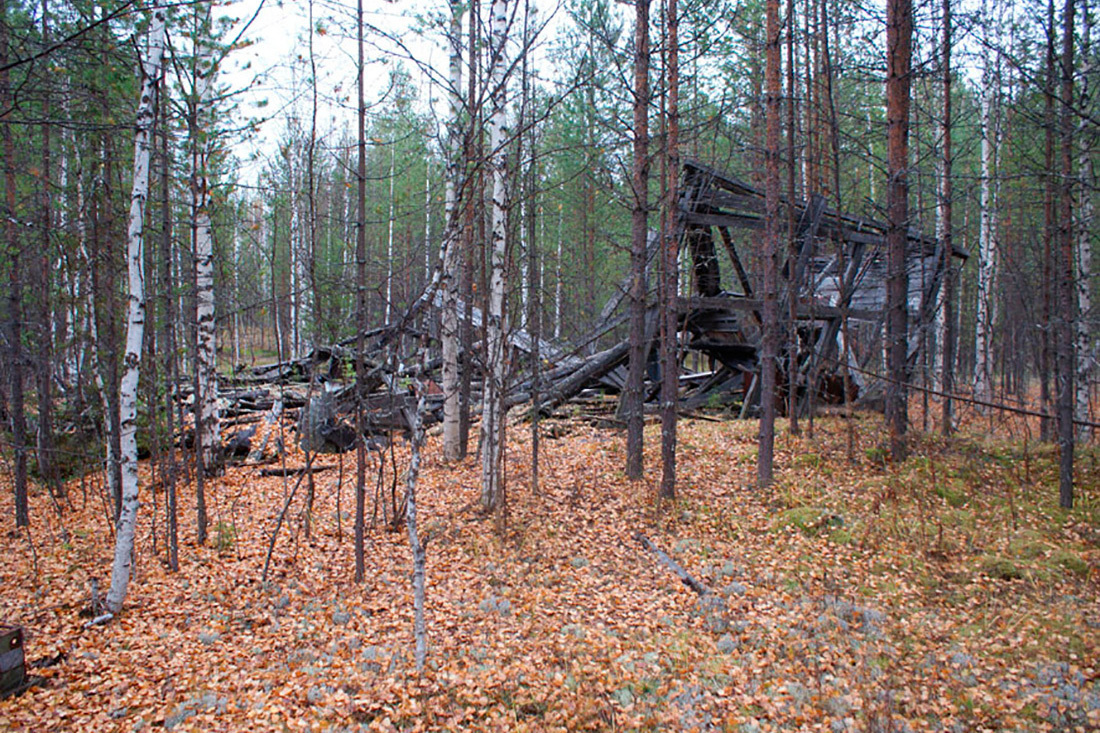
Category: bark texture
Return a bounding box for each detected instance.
[106,7,167,614]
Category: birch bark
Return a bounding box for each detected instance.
[480,0,509,511]
[1075,9,1093,439]
[106,7,167,614]
[192,7,220,480]
[973,0,1000,404]
[441,1,464,462]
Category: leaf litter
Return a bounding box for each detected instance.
[0,412,1097,731]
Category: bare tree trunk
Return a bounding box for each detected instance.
[885,0,912,460]
[974,0,999,405]
[191,5,219,543]
[458,0,480,461]
[441,0,464,462]
[1075,8,1093,440]
[785,0,800,436]
[1057,0,1076,508]
[625,0,650,482]
[354,0,368,582]
[159,72,179,572]
[402,344,429,671]
[759,0,781,488]
[35,0,57,496]
[522,0,540,494]
[480,0,510,512]
[1041,0,1057,442]
[106,7,167,615]
[0,3,28,526]
[659,0,679,501]
[938,0,956,436]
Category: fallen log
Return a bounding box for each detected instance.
[635,533,710,597]
[530,341,630,413]
[259,465,336,477]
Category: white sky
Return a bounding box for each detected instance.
[220,0,566,184]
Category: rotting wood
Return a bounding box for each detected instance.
[635,533,710,597]
[258,465,336,477]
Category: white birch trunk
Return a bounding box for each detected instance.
[193,18,220,474]
[520,197,528,330]
[106,7,166,615]
[233,227,241,367]
[425,161,432,283]
[386,143,396,324]
[1076,10,1093,438]
[481,0,510,511]
[289,161,301,355]
[973,0,998,403]
[555,201,563,340]
[441,0,464,461]
[403,355,429,670]
[933,155,948,385]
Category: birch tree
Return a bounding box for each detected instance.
[1075,7,1093,438]
[191,4,220,485]
[480,0,510,512]
[973,0,1002,404]
[105,6,167,616]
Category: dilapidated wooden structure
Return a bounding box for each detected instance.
[667,159,967,413]
[211,158,968,452]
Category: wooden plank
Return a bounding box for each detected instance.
[677,296,879,322]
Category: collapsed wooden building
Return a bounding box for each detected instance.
[217,159,967,456]
[667,159,968,414]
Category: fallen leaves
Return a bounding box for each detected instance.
[0,412,1097,730]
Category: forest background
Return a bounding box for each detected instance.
[0,0,1098,730]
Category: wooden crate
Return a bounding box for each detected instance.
[0,626,25,693]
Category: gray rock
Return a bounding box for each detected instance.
[723,582,748,597]
[163,708,194,730]
[479,595,512,615]
[570,556,589,569]
[673,539,700,554]
[787,682,811,705]
[824,696,851,717]
[198,631,221,645]
[720,561,738,578]
[717,633,738,653]
[561,623,586,640]
[612,687,634,706]
[288,649,318,666]
[332,611,351,626]
[704,614,729,633]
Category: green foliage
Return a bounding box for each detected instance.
[214,521,237,553]
[978,556,1023,580]
[1048,550,1089,577]
[935,483,969,508]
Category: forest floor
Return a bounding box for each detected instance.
[1,405,1099,732]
